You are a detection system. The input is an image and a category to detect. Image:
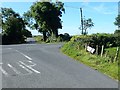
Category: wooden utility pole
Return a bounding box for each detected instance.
[80,8,84,35]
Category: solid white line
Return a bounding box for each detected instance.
[0,66,8,75]
[24,55,32,61]
[8,64,21,74]
[19,61,40,74]
[18,64,32,74]
[15,50,32,60]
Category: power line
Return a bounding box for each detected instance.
[64,5,84,35]
[64,5,80,9]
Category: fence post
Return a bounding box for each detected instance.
[105,51,107,57]
[85,43,87,51]
[114,47,119,62]
[96,45,98,55]
[101,45,104,57]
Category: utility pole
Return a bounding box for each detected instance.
[80,8,84,35]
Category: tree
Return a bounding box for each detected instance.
[22,29,32,38]
[24,1,65,42]
[114,15,120,28]
[1,8,28,44]
[114,30,120,46]
[79,18,94,35]
[2,16,25,44]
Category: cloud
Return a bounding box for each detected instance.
[92,3,115,15]
[81,2,116,15]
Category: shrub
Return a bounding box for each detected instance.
[70,33,119,54]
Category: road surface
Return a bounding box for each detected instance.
[1,43,118,88]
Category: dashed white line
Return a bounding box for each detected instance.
[19,61,40,74]
[0,66,8,76]
[8,64,21,75]
[15,50,32,60]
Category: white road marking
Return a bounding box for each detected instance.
[27,61,36,66]
[24,55,32,61]
[19,61,40,74]
[18,63,32,75]
[8,64,21,75]
[15,50,32,60]
[0,66,8,76]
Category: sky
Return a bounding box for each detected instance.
[1,1,119,35]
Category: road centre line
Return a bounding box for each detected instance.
[8,64,21,75]
[15,50,32,60]
[19,61,40,74]
[0,66,8,76]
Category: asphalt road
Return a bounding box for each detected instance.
[1,42,118,88]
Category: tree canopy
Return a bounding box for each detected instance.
[79,17,94,35]
[1,8,32,44]
[114,15,120,28]
[24,1,65,41]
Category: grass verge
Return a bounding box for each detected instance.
[61,41,119,81]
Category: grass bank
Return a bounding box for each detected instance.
[61,41,119,81]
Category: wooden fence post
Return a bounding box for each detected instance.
[85,43,87,51]
[114,47,119,62]
[105,51,107,58]
[96,45,98,55]
[101,45,104,57]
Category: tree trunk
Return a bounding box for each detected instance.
[55,30,58,38]
[53,29,58,38]
[43,31,47,42]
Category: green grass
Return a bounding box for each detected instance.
[33,35,45,44]
[61,41,119,81]
[33,35,67,44]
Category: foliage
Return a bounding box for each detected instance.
[114,15,120,28]
[34,35,43,43]
[34,33,71,43]
[70,33,119,54]
[1,8,32,44]
[24,1,65,42]
[80,18,94,35]
[105,47,120,62]
[114,30,120,46]
[22,29,32,38]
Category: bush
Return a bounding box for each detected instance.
[70,33,119,54]
[2,33,25,45]
[58,33,71,42]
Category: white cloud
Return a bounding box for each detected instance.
[81,2,116,15]
[92,3,116,15]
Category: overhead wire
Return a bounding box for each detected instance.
[64,5,80,9]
